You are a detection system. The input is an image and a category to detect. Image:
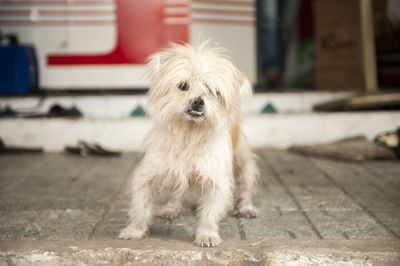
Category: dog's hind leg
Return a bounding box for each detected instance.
[234,133,258,218]
[158,193,184,219]
[118,161,155,240]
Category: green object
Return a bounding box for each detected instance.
[261,102,277,114]
[130,105,146,117]
[295,38,315,88]
[0,105,17,117]
[71,105,83,117]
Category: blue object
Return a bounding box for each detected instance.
[257,0,300,86]
[0,34,38,95]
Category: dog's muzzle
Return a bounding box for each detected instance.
[186,97,205,119]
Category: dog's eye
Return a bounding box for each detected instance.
[205,83,213,95]
[205,82,218,97]
[178,82,189,91]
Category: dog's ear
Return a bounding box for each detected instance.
[146,49,173,108]
[233,67,253,100]
[146,50,169,81]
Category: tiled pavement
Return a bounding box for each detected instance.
[0,150,399,265]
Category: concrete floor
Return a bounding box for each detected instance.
[0,150,399,265]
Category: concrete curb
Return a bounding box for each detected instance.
[1,239,399,265]
[1,112,400,151]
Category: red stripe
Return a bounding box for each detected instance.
[0,20,115,26]
[191,7,253,16]
[164,13,188,18]
[0,0,113,5]
[192,17,253,25]
[192,0,253,7]
[0,10,114,16]
[164,3,189,8]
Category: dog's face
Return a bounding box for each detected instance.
[146,43,252,127]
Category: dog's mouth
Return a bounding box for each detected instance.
[186,109,205,122]
[186,109,205,119]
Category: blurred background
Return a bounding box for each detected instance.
[0,0,399,152]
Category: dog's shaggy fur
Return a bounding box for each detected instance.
[118,42,258,247]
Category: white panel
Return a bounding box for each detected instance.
[191,23,257,83]
[191,3,254,12]
[44,65,149,88]
[191,13,254,22]
[63,25,116,52]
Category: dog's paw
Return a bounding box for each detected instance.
[159,210,182,220]
[118,226,147,240]
[158,206,183,220]
[235,204,258,218]
[194,234,221,248]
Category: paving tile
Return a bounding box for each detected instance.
[261,151,361,212]
[0,154,136,240]
[1,150,399,243]
[254,151,298,212]
[0,209,100,240]
[92,206,130,239]
[93,190,172,240]
[0,154,53,194]
[168,212,239,242]
[241,210,318,239]
[307,210,395,239]
[0,154,136,211]
[311,157,400,212]
[363,161,400,190]
[373,211,400,238]
[99,191,240,242]
[241,177,316,239]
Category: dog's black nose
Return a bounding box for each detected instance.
[192,97,204,110]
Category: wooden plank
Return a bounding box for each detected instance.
[314,93,400,111]
[360,0,378,92]
[313,0,364,90]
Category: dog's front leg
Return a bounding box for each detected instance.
[118,165,154,240]
[194,178,233,247]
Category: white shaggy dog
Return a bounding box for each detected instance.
[118,42,258,247]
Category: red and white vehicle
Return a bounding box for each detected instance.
[0,0,256,89]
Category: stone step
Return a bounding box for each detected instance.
[1,239,399,265]
[0,112,399,151]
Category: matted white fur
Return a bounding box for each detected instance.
[118,42,258,247]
